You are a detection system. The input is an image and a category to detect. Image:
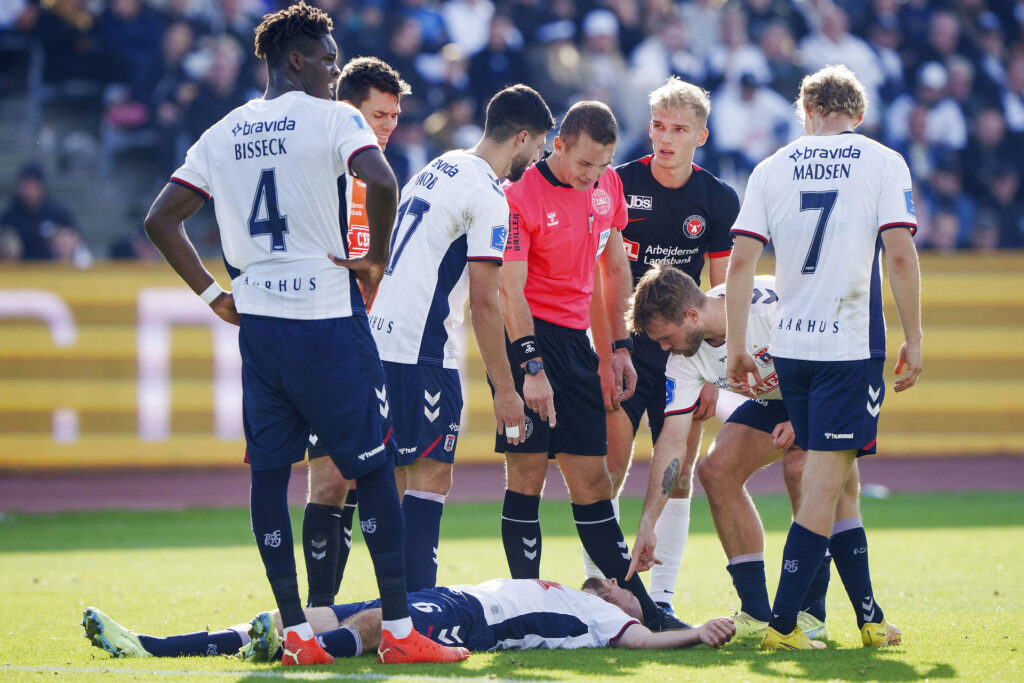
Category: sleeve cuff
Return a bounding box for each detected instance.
[347,144,378,176]
[609,620,641,647]
[730,229,768,245]
[170,177,210,200]
[879,222,917,236]
[709,250,732,258]
[665,402,698,417]
[467,256,503,263]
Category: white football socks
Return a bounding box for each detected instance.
[650,497,691,606]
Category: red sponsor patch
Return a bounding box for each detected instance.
[623,237,639,261]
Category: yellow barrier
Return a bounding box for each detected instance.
[1,253,1022,469]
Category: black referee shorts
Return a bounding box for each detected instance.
[493,317,607,457]
[619,333,670,442]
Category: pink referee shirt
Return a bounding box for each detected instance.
[503,159,628,330]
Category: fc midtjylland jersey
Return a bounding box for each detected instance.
[731,133,917,361]
[370,150,509,368]
[616,157,737,288]
[665,276,781,416]
[171,91,378,319]
[453,579,638,650]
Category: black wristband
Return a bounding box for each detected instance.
[612,337,634,354]
[512,335,540,366]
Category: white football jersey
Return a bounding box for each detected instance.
[453,579,638,650]
[731,133,917,361]
[370,151,509,368]
[665,276,781,416]
[171,91,378,320]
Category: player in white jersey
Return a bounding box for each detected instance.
[83,578,735,661]
[367,85,556,592]
[624,264,871,642]
[143,2,468,667]
[725,65,921,651]
[302,56,411,610]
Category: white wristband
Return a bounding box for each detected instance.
[199,281,226,305]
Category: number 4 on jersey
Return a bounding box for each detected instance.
[248,168,289,251]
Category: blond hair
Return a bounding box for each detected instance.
[649,77,711,126]
[796,64,867,122]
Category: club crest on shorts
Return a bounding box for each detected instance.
[444,434,456,452]
[683,214,706,239]
[523,416,534,440]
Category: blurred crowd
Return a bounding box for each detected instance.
[1,0,1023,260]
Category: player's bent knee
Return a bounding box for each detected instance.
[406,459,453,497]
[308,460,350,506]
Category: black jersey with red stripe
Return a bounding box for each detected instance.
[616,155,739,287]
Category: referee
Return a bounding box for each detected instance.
[495,100,684,632]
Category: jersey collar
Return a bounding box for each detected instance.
[536,156,573,188]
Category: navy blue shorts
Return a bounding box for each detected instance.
[239,314,394,479]
[494,318,606,457]
[774,357,883,456]
[725,398,803,449]
[620,334,670,442]
[331,587,490,650]
[309,363,462,466]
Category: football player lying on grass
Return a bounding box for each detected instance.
[84,577,734,663]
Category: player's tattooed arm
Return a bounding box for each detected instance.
[661,458,681,496]
[627,413,692,580]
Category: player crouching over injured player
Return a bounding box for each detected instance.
[83,578,734,661]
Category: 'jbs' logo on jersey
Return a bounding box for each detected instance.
[627,194,652,210]
[683,215,706,239]
[623,237,639,261]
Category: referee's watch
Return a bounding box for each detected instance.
[522,359,544,376]
[612,338,634,354]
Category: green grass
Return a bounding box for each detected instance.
[1,491,1022,681]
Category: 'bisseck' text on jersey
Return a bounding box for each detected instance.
[171,91,378,319]
[731,133,916,361]
[370,151,508,368]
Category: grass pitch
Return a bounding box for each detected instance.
[0,490,1022,681]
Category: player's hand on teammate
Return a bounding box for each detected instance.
[626,524,661,580]
[771,421,796,450]
[494,386,526,445]
[523,371,556,427]
[725,351,761,399]
[328,254,385,307]
[893,341,922,392]
[692,383,719,421]
[610,349,638,406]
[697,617,735,649]
[211,292,240,326]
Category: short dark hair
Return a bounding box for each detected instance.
[559,100,618,148]
[254,1,333,70]
[628,263,706,335]
[337,56,412,106]
[581,577,610,600]
[483,84,555,142]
